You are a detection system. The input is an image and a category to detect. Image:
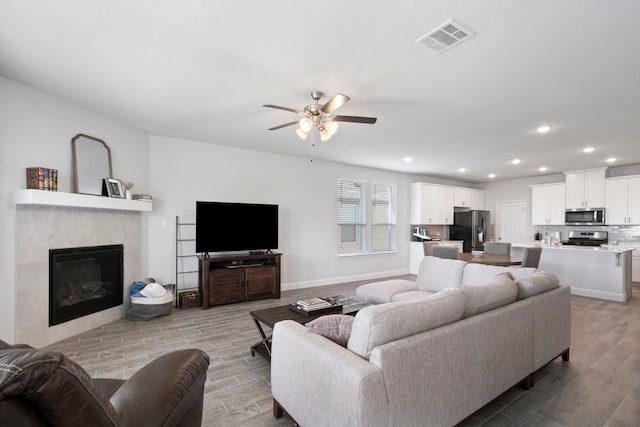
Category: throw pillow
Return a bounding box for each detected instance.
[306,315,355,347]
[515,272,560,300]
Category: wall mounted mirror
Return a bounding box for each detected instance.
[72,133,113,195]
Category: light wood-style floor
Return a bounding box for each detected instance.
[44,278,640,427]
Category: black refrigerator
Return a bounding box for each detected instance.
[449,210,490,253]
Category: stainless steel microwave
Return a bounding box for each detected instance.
[565,208,605,225]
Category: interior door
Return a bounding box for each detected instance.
[496,200,526,242]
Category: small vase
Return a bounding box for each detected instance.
[125,190,132,200]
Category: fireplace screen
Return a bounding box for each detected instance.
[49,244,123,326]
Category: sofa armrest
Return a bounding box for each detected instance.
[271,320,388,427]
[110,349,210,427]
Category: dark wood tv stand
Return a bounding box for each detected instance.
[198,253,281,309]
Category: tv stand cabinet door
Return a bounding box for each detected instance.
[209,268,245,306]
[245,266,277,300]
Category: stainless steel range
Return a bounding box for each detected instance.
[561,231,608,247]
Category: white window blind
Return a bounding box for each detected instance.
[371,182,396,253]
[337,179,366,255]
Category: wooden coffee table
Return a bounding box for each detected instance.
[249,295,370,361]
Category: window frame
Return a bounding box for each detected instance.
[336,178,397,257]
[370,181,397,254]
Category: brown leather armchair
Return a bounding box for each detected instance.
[0,339,210,427]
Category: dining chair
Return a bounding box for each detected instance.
[521,246,542,268]
[422,241,439,256]
[432,245,459,260]
[484,242,511,256]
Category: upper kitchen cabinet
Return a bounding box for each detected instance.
[531,183,566,225]
[564,168,607,209]
[606,175,640,224]
[453,187,485,210]
[471,189,485,210]
[453,187,471,208]
[411,183,454,225]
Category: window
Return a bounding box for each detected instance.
[336,179,397,256]
[337,179,366,255]
[371,182,396,253]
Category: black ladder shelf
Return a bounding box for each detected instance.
[175,216,199,307]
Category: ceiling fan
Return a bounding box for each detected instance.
[263,91,377,141]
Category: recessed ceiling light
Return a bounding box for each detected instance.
[404,157,412,162]
[583,147,594,153]
[539,166,548,172]
[536,125,551,133]
[606,157,617,163]
[458,168,466,173]
[511,158,521,165]
[488,173,496,178]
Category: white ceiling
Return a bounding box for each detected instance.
[2,0,639,183]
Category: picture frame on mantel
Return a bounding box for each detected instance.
[103,178,124,198]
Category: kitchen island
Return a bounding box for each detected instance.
[511,243,634,302]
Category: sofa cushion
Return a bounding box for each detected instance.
[347,288,466,359]
[390,290,436,302]
[416,256,467,292]
[306,315,355,347]
[515,272,560,300]
[461,264,537,286]
[356,279,418,304]
[459,274,518,318]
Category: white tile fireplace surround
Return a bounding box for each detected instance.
[15,205,143,347]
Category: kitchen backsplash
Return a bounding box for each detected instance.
[410,225,446,241]
[534,224,640,245]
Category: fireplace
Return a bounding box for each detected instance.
[49,244,124,326]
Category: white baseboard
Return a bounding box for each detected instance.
[569,286,628,302]
[281,269,410,292]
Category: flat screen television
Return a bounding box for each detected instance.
[195,201,278,254]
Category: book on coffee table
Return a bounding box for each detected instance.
[289,298,342,317]
[296,297,333,309]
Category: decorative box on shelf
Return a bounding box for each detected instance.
[178,291,201,309]
[26,167,58,191]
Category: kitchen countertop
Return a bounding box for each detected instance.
[510,242,636,253]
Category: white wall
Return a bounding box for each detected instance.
[0,76,149,343]
[147,136,469,291]
[480,173,565,240]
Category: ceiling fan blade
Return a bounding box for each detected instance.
[268,121,299,130]
[263,104,307,115]
[331,115,377,124]
[320,94,350,113]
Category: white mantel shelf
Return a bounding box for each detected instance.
[14,189,152,212]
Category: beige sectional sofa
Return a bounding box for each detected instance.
[271,256,571,427]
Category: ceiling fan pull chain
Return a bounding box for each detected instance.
[309,131,316,162]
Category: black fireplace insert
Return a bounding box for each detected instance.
[49,244,123,326]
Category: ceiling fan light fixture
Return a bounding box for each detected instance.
[299,118,313,132]
[326,120,339,135]
[264,91,377,142]
[320,127,332,141]
[296,127,309,140]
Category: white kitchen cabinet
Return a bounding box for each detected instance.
[471,189,485,210]
[606,175,640,224]
[453,187,471,208]
[453,187,485,210]
[410,183,454,225]
[633,252,640,283]
[564,168,606,208]
[531,183,565,225]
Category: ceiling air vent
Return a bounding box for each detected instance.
[416,19,474,53]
